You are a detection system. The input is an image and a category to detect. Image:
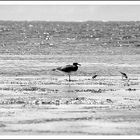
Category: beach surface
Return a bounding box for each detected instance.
[0,55,140,135]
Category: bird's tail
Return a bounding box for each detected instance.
[52,68,56,71]
[119,71,123,74]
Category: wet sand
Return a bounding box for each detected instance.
[0,72,140,135]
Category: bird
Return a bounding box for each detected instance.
[92,74,98,79]
[52,62,81,81]
[119,71,128,80]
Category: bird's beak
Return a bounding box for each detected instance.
[77,63,81,66]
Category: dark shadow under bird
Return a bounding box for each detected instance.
[119,71,128,79]
[92,74,98,79]
[52,62,81,81]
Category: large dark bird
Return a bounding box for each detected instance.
[119,71,128,79]
[92,74,98,79]
[52,62,81,81]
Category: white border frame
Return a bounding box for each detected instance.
[0,1,140,5]
[0,1,140,139]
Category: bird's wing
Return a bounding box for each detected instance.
[92,75,97,78]
[57,65,75,72]
[121,72,126,76]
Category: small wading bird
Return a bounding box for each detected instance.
[119,71,128,80]
[52,62,81,81]
[92,74,98,79]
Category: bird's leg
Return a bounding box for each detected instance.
[68,74,71,82]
